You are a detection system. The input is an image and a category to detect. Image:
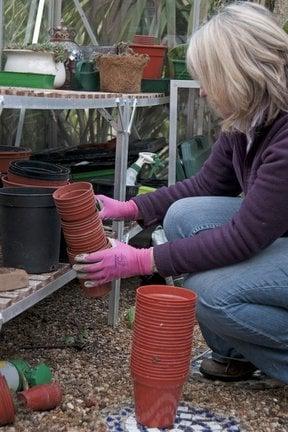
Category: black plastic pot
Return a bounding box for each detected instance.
[9,160,70,181]
[0,188,61,273]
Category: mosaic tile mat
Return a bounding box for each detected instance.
[104,403,242,432]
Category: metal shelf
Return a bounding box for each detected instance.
[0,265,75,329]
[0,87,169,327]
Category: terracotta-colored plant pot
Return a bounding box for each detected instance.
[130,44,167,79]
[57,206,97,223]
[132,376,182,428]
[137,285,197,304]
[80,281,112,298]
[133,35,157,45]
[131,362,189,380]
[0,146,31,174]
[53,182,93,203]
[1,175,59,190]
[61,213,100,230]
[7,172,69,187]
[18,382,63,411]
[0,376,15,426]
[68,240,112,298]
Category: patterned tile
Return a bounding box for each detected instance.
[104,404,242,432]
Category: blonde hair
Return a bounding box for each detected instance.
[187,1,288,134]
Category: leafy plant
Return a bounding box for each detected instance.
[7,41,67,63]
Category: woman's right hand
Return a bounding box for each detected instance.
[95,195,139,221]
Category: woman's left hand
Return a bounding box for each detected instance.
[73,240,154,287]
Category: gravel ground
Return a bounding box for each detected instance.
[0,278,287,432]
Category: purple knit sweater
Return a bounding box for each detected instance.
[133,112,288,277]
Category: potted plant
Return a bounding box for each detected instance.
[4,42,67,88]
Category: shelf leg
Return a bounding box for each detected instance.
[168,80,178,185]
[108,102,131,327]
[15,108,26,147]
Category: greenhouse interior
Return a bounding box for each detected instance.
[0,1,287,431]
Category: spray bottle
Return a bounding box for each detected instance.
[126,152,156,186]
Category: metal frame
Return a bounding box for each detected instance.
[168,80,200,186]
[0,91,169,327]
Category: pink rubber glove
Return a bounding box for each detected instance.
[96,195,139,221]
[73,240,154,287]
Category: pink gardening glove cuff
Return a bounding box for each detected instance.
[96,195,140,221]
[73,241,153,287]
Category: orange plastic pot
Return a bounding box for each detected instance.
[1,175,58,190]
[131,353,190,370]
[53,182,93,203]
[0,376,15,426]
[61,213,101,230]
[137,285,197,305]
[68,241,112,299]
[80,281,112,298]
[130,362,189,380]
[0,146,31,173]
[132,376,182,428]
[7,172,69,187]
[18,382,63,411]
[132,332,193,351]
[133,35,157,45]
[130,44,167,79]
[57,206,96,223]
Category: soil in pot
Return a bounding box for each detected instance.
[0,188,61,273]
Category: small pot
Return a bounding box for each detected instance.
[53,182,93,202]
[57,206,96,223]
[133,35,157,45]
[18,382,63,411]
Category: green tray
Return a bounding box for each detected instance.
[141,78,170,94]
[71,169,115,181]
[0,71,55,89]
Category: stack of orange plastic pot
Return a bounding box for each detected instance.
[53,182,111,298]
[130,285,197,429]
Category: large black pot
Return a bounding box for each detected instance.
[9,160,70,181]
[0,188,61,273]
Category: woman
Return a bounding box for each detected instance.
[74,2,288,383]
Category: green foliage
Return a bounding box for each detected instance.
[7,41,67,63]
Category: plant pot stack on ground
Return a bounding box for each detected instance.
[0,375,16,426]
[131,285,197,429]
[3,160,70,189]
[0,146,31,175]
[96,43,149,93]
[0,188,61,273]
[130,35,167,79]
[53,182,111,298]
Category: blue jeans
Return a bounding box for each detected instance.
[163,196,288,383]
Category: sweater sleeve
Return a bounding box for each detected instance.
[154,126,288,277]
[132,134,241,227]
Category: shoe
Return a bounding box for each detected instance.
[199,358,257,382]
